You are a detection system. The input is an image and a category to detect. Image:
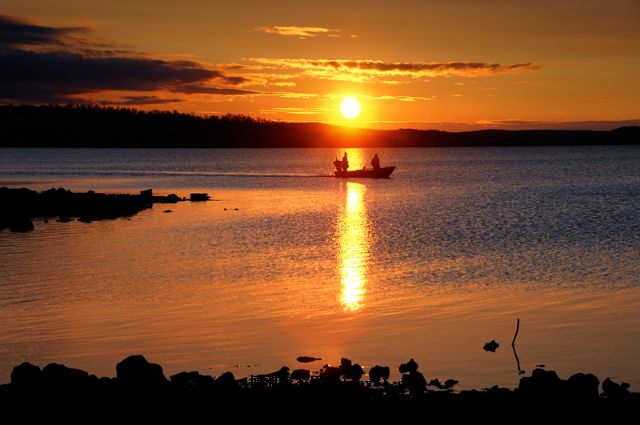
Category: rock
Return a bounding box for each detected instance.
[320,365,341,383]
[57,216,72,223]
[189,193,210,202]
[140,189,153,198]
[340,359,364,381]
[116,355,168,387]
[368,365,390,385]
[270,366,290,385]
[566,372,599,401]
[602,377,631,400]
[483,340,500,352]
[290,369,311,380]
[8,217,34,232]
[163,209,172,213]
[215,371,237,390]
[11,362,42,387]
[518,368,562,398]
[428,378,459,390]
[170,371,215,389]
[402,371,427,396]
[42,363,90,388]
[399,359,419,374]
[296,356,322,363]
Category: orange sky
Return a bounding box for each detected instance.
[1,0,639,130]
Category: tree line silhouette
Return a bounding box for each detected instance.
[1,104,638,148]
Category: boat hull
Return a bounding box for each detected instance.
[334,166,395,178]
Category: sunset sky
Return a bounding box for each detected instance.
[1,0,639,130]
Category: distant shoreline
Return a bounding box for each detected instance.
[1,105,639,148]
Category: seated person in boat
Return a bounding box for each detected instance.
[371,153,380,170]
[333,158,343,171]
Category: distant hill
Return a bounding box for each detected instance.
[1,104,639,148]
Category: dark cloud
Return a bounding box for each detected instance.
[100,96,183,106]
[0,14,88,46]
[0,15,250,104]
[174,85,257,95]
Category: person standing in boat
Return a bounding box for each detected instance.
[342,152,349,171]
[371,153,380,170]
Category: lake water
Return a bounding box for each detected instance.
[1,146,639,389]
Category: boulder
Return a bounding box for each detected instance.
[566,372,599,401]
[399,359,419,374]
[602,377,631,400]
[368,365,390,385]
[290,369,311,381]
[115,355,168,387]
[11,362,42,388]
[42,363,90,388]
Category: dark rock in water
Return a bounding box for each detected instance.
[163,209,172,213]
[518,368,563,398]
[11,362,42,388]
[270,367,290,385]
[42,363,90,388]
[78,217,92,223]
[602,377,632,400]
[153,193,181,203]
[8,217,34,232]
[340,359,364,381]
[483,340,500,352]
[170,371,215,389]
[566,372,599,401]
[57,216,72,223]
[369,365,390,385]
[428,378,459,390]
[296,356,322,363]
[399,359,419,374]
[290,369,311,380]
[445,378,459,388]
[116,355,168,387]
[215,371,237,390]
[190,193,210,202]
[402,371,427,396]
[140,189,153,198]
[320,365,342,383]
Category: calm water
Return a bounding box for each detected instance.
[1,147,639,389]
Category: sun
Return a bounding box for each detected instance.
[340,96,361,119]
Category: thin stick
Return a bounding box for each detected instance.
[511,318,520,347]
[511,318,524,375]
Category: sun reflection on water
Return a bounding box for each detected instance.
[337,181,370,312]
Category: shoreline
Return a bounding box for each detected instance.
[3,354,638,415]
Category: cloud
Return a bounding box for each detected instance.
[173,85,257,95]
[249,58,539,83]
[255,26,340,38]
[0,14,88,47]
[0,15,252,104]
[100,95,183,106]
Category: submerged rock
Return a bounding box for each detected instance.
[483,340,500,352]
[296,356,322,363]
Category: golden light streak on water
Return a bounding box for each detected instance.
[338,181,369,312]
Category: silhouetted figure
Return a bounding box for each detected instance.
[341,152,349,171]
[371,153,380,170]
[333,158,342,171]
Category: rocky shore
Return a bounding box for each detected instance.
[0,187,209,232]
[1,355,637,419]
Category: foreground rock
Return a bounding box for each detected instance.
[0,187,210,232]
[2,355,637,419]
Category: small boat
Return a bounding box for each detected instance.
[334,166,395,178]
